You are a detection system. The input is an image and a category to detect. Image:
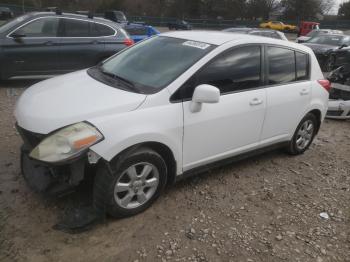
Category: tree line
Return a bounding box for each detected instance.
[4,0,335,20]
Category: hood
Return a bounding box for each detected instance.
[302,43,336,54]
[15,70,146,134]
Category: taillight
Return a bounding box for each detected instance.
[123,38,134,46]
[318,79,331,92]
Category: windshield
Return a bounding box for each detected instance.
[0,14,29,34]
[99,36,216,93]
[307,35,347,46]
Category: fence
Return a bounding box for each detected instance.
[2,4,350,30]
[129,16,350,30]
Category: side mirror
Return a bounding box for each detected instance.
[190,84,220,113]
[339,44,348,49]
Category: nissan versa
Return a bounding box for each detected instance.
[15,31,330,218]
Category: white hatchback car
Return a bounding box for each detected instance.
[15,31,330,217]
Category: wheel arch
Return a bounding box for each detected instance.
[307,108,322,134]
[100,141,178,187]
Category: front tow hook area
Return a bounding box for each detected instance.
[21,149,105,233]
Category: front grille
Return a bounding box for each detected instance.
[327,110,344,116]
[16,124,45,150]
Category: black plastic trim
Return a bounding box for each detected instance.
[175,141,289,182]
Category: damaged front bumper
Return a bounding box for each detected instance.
[17,125,92,196]
[326,83,350,120]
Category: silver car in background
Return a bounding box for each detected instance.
[296,29,344,43]
[222,27,288,41]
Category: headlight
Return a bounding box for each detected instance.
[30,122,103,163]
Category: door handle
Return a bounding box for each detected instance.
[300,89,309,95]
[249,98,263,106]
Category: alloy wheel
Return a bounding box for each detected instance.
[296,120,314,150]
[114,162,159,209]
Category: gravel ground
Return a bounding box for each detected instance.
[0,81,349,262]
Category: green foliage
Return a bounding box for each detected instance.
[0,0,334,20]
[281,0,333,20]
[338,1,350,19]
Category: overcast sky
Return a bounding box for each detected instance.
[332,0,344,14]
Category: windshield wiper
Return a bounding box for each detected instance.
[113,74,135,88]
[99,67,140,93]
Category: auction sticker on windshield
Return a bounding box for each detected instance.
[183,41,210,50]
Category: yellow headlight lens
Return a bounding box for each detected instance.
[30,122,103,163]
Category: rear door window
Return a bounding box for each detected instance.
[13,17,59,37]
[268,46,295,85]
[62,18,90,37]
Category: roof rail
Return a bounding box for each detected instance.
[75,10,94,19]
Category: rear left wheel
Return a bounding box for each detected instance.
[286,113,317,155]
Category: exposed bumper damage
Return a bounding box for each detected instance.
[17,124,104,233]
[17,125,88,196]
[327,83,350,120]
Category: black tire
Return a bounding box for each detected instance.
[93,147,167,218]
[286,113,318,155]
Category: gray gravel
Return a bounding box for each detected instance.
[0,78,350,262]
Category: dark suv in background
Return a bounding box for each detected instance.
[0,7,14,20]
[0,12,133,80]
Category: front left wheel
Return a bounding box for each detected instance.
[93,147,167,218]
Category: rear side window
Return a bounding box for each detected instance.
[13,17,59,37]
[63,18,89,37]
[268,47,295,85]
[296,52,309,80]
[91,23,115,37]
[268,47,310,84]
